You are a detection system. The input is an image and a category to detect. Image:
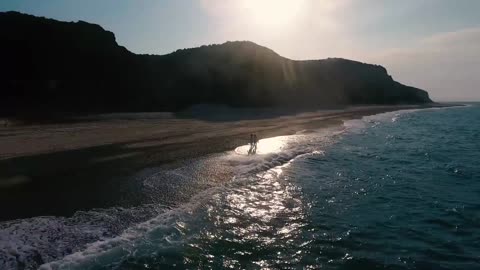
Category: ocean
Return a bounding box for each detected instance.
[1,104,479,269]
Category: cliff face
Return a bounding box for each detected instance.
[0,12,432,116]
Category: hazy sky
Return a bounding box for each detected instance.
[1,0,479,101]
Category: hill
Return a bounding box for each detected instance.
[0,12,432,117]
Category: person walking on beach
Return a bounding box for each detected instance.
[248,133,258,155]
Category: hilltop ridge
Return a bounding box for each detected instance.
[0,12,432,117]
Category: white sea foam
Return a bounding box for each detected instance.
[0,205,166,270]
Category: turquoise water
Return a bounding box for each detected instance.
[2,105,480,269]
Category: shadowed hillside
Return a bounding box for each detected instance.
[0,12,432,117]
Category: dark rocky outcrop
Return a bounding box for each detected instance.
[0,12,432,117]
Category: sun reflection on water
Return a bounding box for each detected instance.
[187,160,311,268]
[235,135,293,155]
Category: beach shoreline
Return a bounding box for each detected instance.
[0,104,457,221]
[0,104,456,160]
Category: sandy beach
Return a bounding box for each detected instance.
[0,105,443,221]
[0,105,437,160]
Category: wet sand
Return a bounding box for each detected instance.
[0,105,445,221]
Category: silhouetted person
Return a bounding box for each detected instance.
[248,133,257,155]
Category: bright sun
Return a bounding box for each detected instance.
[237,0,306,30]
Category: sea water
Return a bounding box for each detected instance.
[1,104,479,269]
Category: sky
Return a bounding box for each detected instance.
[1,0,479,101]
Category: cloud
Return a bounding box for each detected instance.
[368,28,480,101]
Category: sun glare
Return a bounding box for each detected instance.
[237,0,306,30]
